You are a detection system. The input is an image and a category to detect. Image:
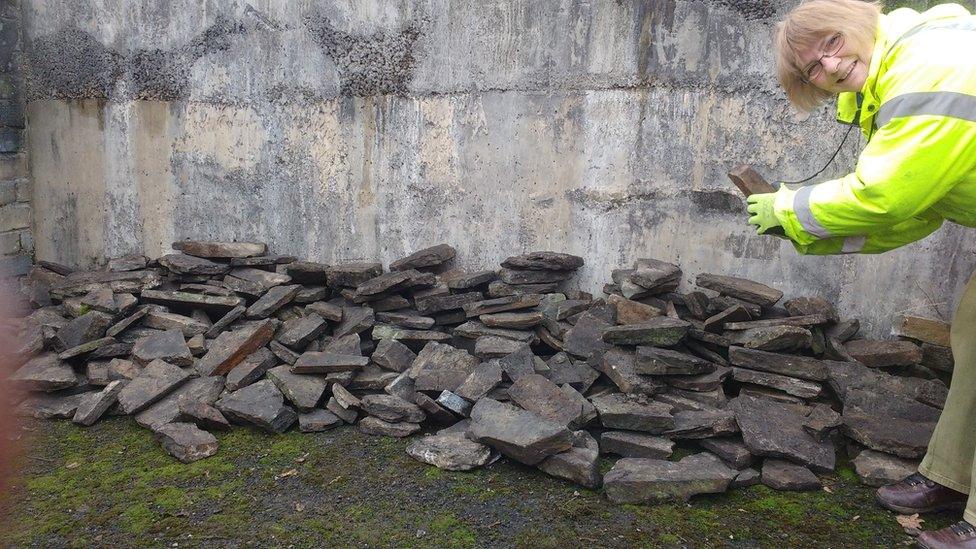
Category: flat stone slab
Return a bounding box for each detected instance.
[891,315,950,347]
[371,339,417,372]
[178,398,231,432]
[416,292,484,315]
[728,347,830,381]
[700,438,754,469]
[455,360,504,402]
[276,314,327,350]
[628,259,681,293]
[590,393,674,433]
[10,353,77,392]
[291,352,369,374]
[172,240,267,259]
[371,325,450,345]
[695,274,783,307]
[453,321,538,343]
[216,379,297,433]
[154,422,219,463]
[761,459,821,491]
[603,453,736,504]
[360,394,425,423]
[732,367,823,399]
[501,251,583,271]
[732,326,812,353]
[841,412,933,459]
[729,395,835,473]
[391,244,456,271]
[497,268,573,285]
[196,320,275,376]
[141,290,244,315]
[131,329,192,367]
[205,305,246,339]
[545,352,600,392]
[358,417,421,437]
[54,311,114,350]
[225,348,277,392]
[326,262,383,287]
[723,314,830,331]
[134,376,226,430]
[266,365,328,412]
[664,409,739,439]
[158,254,230,276]
[597,349,664,396]
[468,398,573,465]
[480,312,544,329]
[406,431,493,471]
[143,310,209,337]
[635,347,715,375]
[73,380,127,426]
[442,269,497,290]
[538,447,601,489]
[374,312,435,330]
[462,294,543,317]
[600,431,674,459]
[661,365,730,393]
[411,342,480,393]
[784,296,838,321]
[298,409,343,432]
[16,392,87,419]
[507,373,596,429]
[852,449,919,487]
[117,359,192,414]
[246,285,301,319]
[844,339,922,368]
[473,334,530,359]
[607,294,663,325]
[602,317,690,347]
[562,310,614,355]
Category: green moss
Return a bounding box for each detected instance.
[424,466,445,480]
[836,465,860,484]
[120,503,157,534]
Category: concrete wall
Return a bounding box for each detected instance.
[17,0,976,336]
[0,0,32,277]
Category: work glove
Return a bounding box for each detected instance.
[746,192,784,236]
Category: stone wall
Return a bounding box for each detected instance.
[17,0,976,337]
[0,0,31,277]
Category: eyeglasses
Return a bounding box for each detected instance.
[801,32,844,83]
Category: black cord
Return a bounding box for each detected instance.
[780,123,857,185]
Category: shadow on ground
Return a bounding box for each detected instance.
[0,418,957,547]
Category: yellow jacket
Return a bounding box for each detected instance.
[773,3,976,255]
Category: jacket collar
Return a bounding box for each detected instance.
[835,13,893,129]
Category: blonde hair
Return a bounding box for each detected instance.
[775,0,883,111]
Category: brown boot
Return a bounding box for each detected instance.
[876,473,967,514]
[917,520,976,548]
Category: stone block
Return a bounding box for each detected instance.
[0,202,29,232]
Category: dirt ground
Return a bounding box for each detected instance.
[0,417,956,548]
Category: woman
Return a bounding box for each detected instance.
[765,1,976,547]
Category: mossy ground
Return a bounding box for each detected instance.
[0,418,958,548]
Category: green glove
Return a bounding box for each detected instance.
[746,192,783,236]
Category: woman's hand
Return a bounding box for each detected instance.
[747,192,784,235]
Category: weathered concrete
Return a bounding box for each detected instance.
[19,0,975,336]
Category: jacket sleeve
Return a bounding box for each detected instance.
[789,215,943,255]
[772,110,976,248]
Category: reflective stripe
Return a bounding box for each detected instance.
[841,236,866,254]
[793,185,832,238]
[888,19,976,51]
[876,92,976,127]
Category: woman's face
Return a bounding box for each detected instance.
[797,32,871,94]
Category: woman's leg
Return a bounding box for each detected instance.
[919,273,976,503]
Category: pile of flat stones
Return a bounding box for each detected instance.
[3,241,953,504]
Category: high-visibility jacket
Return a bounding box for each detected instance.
[773,3,976,255]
